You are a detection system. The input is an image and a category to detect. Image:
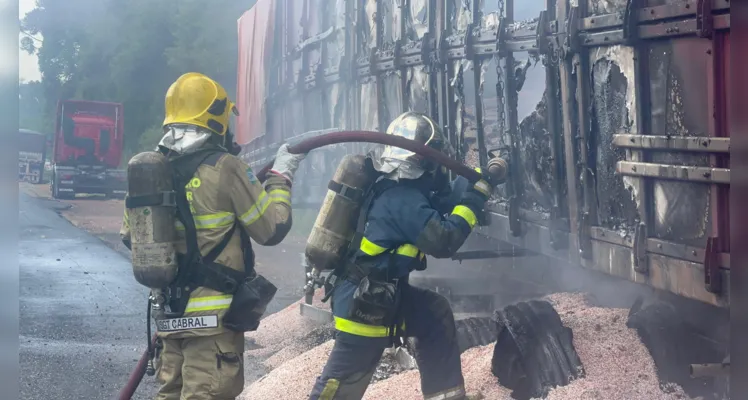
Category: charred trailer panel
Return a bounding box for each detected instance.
[235,0,733,313]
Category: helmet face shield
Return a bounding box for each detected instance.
[373,112,453,180]
[158,124,213,155]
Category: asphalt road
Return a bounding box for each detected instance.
[19,193,158,400]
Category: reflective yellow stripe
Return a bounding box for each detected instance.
[452,205,477,228]
[123,209,129,228]
[194,212,234,229]
[361,238,422,259]
[268,189,291,206]
[395,244,419,257]
[359,237,388,256]
[334,316,406,338]
[173,213,234,231]
[240,191,271,225]
[319,379,340,400]
[184,295,233,312]
[424,385,467,400]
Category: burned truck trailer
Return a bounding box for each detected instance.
[236,0,732,391]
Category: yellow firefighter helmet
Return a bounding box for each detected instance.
[162,72,239,136]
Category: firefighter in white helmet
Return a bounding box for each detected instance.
[120,72,306,399]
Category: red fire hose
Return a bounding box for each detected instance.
[118,335,156,400]
[255,130,484,183]
[118,130,503,399]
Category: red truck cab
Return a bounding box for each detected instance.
[51,100,127,199]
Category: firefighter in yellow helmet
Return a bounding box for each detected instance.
[120,72,306,399]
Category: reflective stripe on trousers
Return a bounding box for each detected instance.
[333,316,405,338]
[184,294,232,313]
[424,386,466,400]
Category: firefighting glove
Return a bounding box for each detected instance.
[459,168,492,217]
[269,143,307,182]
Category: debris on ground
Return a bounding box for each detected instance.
[541,293,694,400]
[365,344,513,400]
[262,323,335,370]
[492,298,584,399]
[243,292,697,400]
[242,340,334,400]
[245,288,331,361]
[626,298,721,398]
[372,347,414,383]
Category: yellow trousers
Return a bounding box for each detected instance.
[155,330,245,400]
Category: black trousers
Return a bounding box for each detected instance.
[309,285,466,400]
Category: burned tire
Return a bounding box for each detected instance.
[491,300,584,400]
[456,317,499,353]
[626,299,721,398]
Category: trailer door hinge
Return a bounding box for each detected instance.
[392,39,403,70]
[549,206,568,250]
[420,32,434,70]
[696,0,714,39]
[433,35,447,67]
[704,236,722,294]
[537,11,562,61]
[579,212,593,260]
[368,47,378,76]
[508,196,521,237]
[633,222,648,274]
[566,7,581,55]
[623,0,642,45]
[463,23,475,59]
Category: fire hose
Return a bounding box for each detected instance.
[254,130,507,184]
[118,130,507,400]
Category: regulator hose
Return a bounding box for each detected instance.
[256,130,484,183]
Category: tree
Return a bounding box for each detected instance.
[19,80,51,134]
[21,0,255,153]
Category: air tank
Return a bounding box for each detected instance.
[305,154,378,272]
[126,151,179,289]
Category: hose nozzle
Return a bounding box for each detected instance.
[486,157,509,186]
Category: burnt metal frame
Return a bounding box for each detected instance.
[243,0,731,308]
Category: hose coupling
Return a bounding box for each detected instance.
[146,359,156,376]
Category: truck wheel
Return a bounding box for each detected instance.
[491,300,584,400]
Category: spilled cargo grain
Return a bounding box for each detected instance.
[239,292,696,399]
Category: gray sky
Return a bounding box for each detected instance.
[19,0,41,82]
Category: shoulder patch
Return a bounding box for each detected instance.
[246,167,258,184]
